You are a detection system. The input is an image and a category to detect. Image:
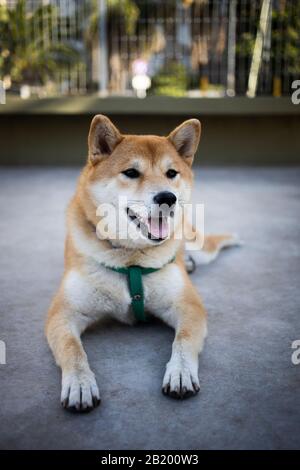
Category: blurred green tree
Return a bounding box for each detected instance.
[0,0,81,88]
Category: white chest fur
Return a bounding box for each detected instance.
[63,262,183,326]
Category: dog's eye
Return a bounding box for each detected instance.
[166,169,178,179]
[122,168,140,179]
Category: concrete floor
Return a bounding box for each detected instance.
[0,167,299,450]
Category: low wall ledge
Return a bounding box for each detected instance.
[1,96,299,116]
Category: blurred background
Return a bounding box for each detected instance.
[0,0,299,164]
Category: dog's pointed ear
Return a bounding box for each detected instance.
[168,119,201,166]
[88,114,123,165]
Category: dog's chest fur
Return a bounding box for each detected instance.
[64,260,183,325]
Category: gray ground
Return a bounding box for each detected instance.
[0,167,299,450]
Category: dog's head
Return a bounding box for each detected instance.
[84,115,201,249]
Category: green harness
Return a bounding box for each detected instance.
[105,257,175,322]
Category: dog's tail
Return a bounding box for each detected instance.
[184,223,242,273]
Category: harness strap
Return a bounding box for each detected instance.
[104,257,175,322]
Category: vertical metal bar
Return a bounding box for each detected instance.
[227,0,236,96]
[283,0,291,94]
[263,0,272,94]
[247,0,272,98]
[273,0,283,96]
[98,0,108,95]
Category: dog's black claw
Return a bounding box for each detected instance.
[181,386,187,398]
[62,397,101,413]
[162,381,200,400]
[80,404,96,413]
[170,388,181,399]
[92,396,101,407]
[183,389,195,399]
[64,403,94,414]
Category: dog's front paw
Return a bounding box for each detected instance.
[162,358,200,399]
[61,370,101,412]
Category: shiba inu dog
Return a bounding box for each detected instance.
[46,115,239,412]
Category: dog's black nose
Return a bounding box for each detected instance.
[153,191,177,207]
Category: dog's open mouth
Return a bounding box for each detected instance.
[126,207,170,242]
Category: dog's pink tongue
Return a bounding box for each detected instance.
[149,217,168,239]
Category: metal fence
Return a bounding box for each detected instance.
[0,0,299,98]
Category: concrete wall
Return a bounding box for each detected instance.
[0,97,299,165]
